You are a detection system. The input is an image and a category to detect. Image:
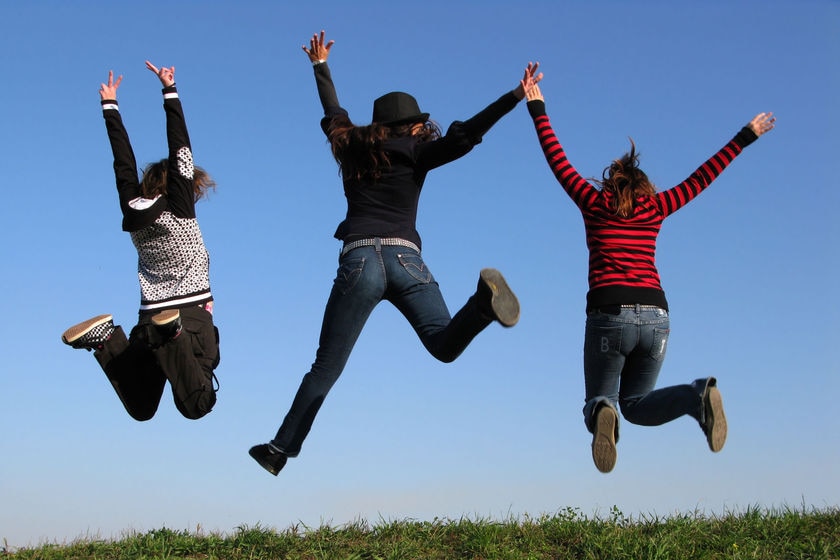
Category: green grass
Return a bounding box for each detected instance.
[4,505,838,559]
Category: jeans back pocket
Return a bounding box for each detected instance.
[397,252,432,284]
[334,256,366,295]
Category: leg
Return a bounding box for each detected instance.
[581,310,630,473]
[268,249,385,459]
[152,306,220,420]
[386,248,515,363]
[617,310,702,426]
[581,312,629,433]
[95,324,166,421]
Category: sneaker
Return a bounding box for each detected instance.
[701,378,727,452]
[151,309,181,340]
[591,405,618,473]
[249,443,288,476]
[477,268,520,327]
[62,314,115,351]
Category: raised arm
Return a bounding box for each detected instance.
[146,60,196,217]
[100,70,144,213]
[303,30,346,131]
[415,63,544,171]
[525,82,601,209]
[655,112,776,217]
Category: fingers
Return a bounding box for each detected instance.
[749,111,776,136]
[145,60,159,74]
[103,70,122,89]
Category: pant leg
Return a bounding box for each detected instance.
[152,306,220,420]
[272,248,385,456]
[616,308,702,425]
[385,247,492,363]
[581,311,631,433]
[94,323,166,421]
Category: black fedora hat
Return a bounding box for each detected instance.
[371,91,429,126]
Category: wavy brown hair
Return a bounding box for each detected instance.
[327,115,441,182]
[140,159,216,201]
[596,139,656,218]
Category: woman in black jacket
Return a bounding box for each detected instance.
[249,31,541,475]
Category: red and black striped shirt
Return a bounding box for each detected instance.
[527,100,758,312]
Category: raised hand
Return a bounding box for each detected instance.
[145,60,175,87]
[525,84,544,103]
[99,70,123,101]
[302,30,334,63]
[748,112,776,137]
[514,62,543,100]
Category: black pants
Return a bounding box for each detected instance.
[93,306,220,421]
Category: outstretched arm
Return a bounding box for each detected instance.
[656,112,777,217]
[147,60,196,217]
[303,30,346,131]
[525,83,600,209]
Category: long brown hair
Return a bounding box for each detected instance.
[326,115,441,182]
[140,159,216,201]
[596,139,655,217]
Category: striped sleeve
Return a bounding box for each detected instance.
[527,100,599,209]
[655,127,756,217]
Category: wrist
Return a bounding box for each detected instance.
[312,59,326,66]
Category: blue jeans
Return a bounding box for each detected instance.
[582,305,706,439]
[272,243,493,455]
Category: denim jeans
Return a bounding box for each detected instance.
[582,305,706,438]
[272,243,493,456]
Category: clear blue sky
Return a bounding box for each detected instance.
[1,0,837,549]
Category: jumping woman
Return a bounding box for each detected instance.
[62,62,220,422]
[525,80,774,473]
[249,31,541,475]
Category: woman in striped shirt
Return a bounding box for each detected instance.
[525,82,774,473]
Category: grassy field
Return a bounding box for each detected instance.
[3,506,838,559]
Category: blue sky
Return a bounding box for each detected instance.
[1,0,838,549]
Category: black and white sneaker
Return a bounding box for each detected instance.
[151,309,182,341]
[249,442,288,476]
[62,314,115,351]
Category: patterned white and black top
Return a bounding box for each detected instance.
[102,85,213,312]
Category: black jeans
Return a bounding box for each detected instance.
[93,305,220,421]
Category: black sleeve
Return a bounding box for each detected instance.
[102,100,167,231]
[732,125,759,150]
[162,85,197,219]
[415,91,521,171]
[313,62,350,135]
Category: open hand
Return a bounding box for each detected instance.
[514,62,543,100]
[303,30,334,63]
[749,112,775,137]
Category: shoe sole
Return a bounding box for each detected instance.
[152,309,180,326]
[62,314,113,344]
[592,407,617,473]
[480,268,520,327]
[704,385,727,452]
[249,445,282,476]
